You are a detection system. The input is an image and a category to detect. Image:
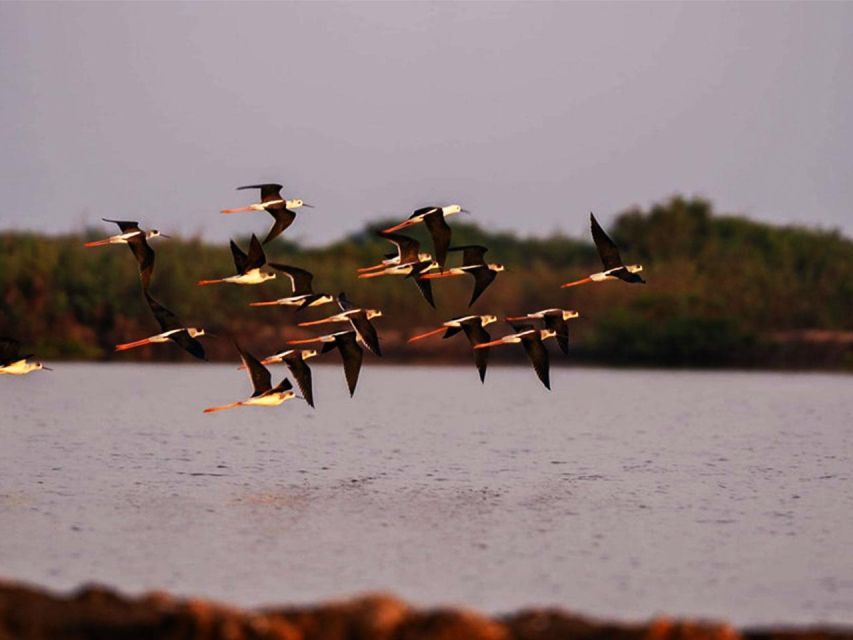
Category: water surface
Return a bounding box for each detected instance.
[0,364,851,625]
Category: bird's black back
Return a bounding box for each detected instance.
[337,292,357,312]
[450,245,488,267]
[0,337,23,366]
[408,260,436,308]
[262,209,296,244]
[170,331,207,361]
[468,267,497,307]
[269,264,315,296]
[245,234,266,271]
[378,230,421,264]
[325,332,363,397]
[284,353,314,408]
[236,342,272,396]
[102,218,142,234]
[128,239,155,290]
[423,210,451,268]
[520,332,551,390]
[349,312,381,357]
[590,213,624,271]
[461,321,491,383]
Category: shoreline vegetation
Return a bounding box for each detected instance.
[1,580,850,640]
[2,197,851,370]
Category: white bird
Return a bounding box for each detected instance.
[0,338,51,375]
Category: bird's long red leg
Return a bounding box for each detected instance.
[287,337,323,346]
[357,263,388,273]
[197,278,225,286]
[83,238,112,248]
[249,300,281,307]
[203,401,243,413]
[298,317,337,327]
[115,337,154,351]
[358,271,391,279]
[220,207,254,214]
[474,338,509,349]
[560,277,593,289]
[381,219,418,233]
[419,270,463,280]
[505,315,530,321]
[407,327,447,343]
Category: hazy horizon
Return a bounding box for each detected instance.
[2,2,852,245]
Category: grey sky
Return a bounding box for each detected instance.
[2,1,851,244]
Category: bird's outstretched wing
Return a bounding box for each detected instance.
[127,238,155,289]
[235,342,272,396]
[349,313,381,356]
[408,261,436,308]
[143,290,183,332]
[378,231,421,263]
[245,234,266,271]
[102,218,141,234]
[337,292,357,312]
[544,315,570,355]
[269,264,314,296]
[271,377,293,394]
[468,267,497,307]
[461,321,491,383]
[262,209,296,245]
[333,332,363,397]
[230,240,248,274]
[170,331,207,361]
[423,210,452,268]
[237,183,284,203]
[0,337,22,366]
[521,334,551,390]
[590,213,624,271]
[285,354,314,408]
[450,245,488,267]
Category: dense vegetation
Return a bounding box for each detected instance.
[1,197,851,369]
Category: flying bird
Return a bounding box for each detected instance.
[84,218,168,288]
[382,204,466,268]
[297,293,382,356]
[197,234,275,286]
[114,290,210,360]
[562,213,645,288]
[505,309,579,355]
[419,245,504,306]
[0,337,51,375]
[475,323,556,389]
[254,348,318,408]
[357,230,433,274]
[249,264,334,310]
[205,343,296,413]
[288,330,363,397]
[221,183,314,244]
[408,315,497,382]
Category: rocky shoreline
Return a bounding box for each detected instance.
[0,581,850,640]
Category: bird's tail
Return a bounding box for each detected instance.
[407,327,446,343]
[560,277,593,289]
[197,279,225,286]
[115,337,153,352]
[203,401,243,413]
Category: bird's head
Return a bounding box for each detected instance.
[367,309,383,320]
[286,199,314,209]
[147,229,170,240]
[36,362,52,371]
[541,329,557,340]
[260,272,277,283]
[562,310,580,320]
[490,263,506,272]
[481,315,498,326]
[283,390,296,401]
[627,264,644,273]
[301,349,319,360]
[443,204,463,216]
[188,328,207,338]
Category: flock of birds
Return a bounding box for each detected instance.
[0,182,646,413]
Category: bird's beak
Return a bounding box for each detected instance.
[160,234,171,239]
[461,209,471,214]
[42,366,54,371]
[302,203,315,209]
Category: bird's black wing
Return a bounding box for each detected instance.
[378,230,421,263]
[334,332,363,397]
[521,334,551,390]
[245,234,267,271]
[449,245,488,266]
[127,237,155,289]
[170,331,207,361]
[270,377,293,394]
[590,213,624,270]
[237,183,283,203]
[544,315,570,355]
[408,261,436,308]
[615,268,646,284]
[102,218,141,234]
[423,210,452,268]
[337,292,357,312]
[468,266,497,307]
[0,337,22,366]
[230,239,248,274]
[236,342,272,396]
[442,326,462,339]
[268,264,314,296]
[349,312,381,356]
[143,289,183,332]
[461,322,491,383]
[262,209,296,244]
[509,321,535,333]
[284,354,314,408]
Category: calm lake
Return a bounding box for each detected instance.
[0,364,850,626]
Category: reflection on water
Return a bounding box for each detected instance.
[0,364,851,625]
